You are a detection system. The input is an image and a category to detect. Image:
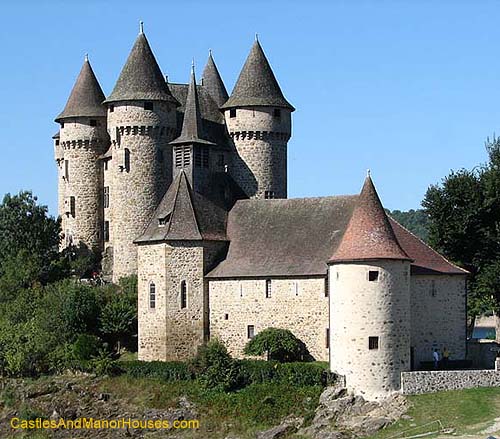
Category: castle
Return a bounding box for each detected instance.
[53,25,468,400]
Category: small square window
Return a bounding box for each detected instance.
[144,102,154,111]
[369,336,379,350]
[109,105,114,113]
[55,139,60,146]
[229,108,236,118]
[368,270,379,282]
[273,108,281,119]
[247,325,255,339]
[90,119,97,127]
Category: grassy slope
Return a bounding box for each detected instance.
[370,387,500,439]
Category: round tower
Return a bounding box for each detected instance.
[104,26,178,281]
[221,39,294,199]
[328,174,412,400]
[55,55,108,251]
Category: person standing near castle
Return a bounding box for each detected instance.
[433,348,440,369]
[442,347,450,368]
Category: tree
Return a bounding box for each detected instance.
[100,294,136,354]
[422,137,500,341]
[243,328,311,362]
[387,209,430,242]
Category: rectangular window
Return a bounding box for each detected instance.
[55,139,60,146]
[194,146,209,168]
[124,148,130,172]
[90,119,97,127]
[144,102,154,111]
[149,283,156,309]
[368,270,379,282]
[264,191,275,199]
[64,160,69,180]
[180,281,187,309]
[224,313,229,320]
[109,105,114,113]
[175,146,190,168]
[103,221,110,242]
[325,277,329,297]
[60,122,65,128]
[369,336,379,350]
[247,325,255,339]
[431,280,436,297]
[265,279,271,298]
[326,328,330,349]
[103,160,108,171]
[70,196,76,217]
[273,108,281,119]
[103,186,109,209]
[229,108,236,118]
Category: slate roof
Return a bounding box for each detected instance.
[170,67,215,146]
[202,52,229,108]
[221,40,294,111]
[330,175,411,263]
[135,171,232,243]
[55,58,106,122]
[104,32,178,104]
[206,195,467,278]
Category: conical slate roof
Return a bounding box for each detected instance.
[55,57,106,122]
[221,40,294,111]
[202,51,229,108]
[171,66,214,146]
[329,175,411,263]
[104,32,178,104]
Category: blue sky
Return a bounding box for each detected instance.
[1,0,499,214]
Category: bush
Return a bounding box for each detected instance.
[72,334,104,361]
[244,328,312,362]
[120,360,193,381]
[190,340,240,391]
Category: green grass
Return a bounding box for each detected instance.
[98,375,322,438]
[370,387,500,438]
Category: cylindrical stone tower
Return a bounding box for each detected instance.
[104,28,178,281]
[328,175,412,400]
[221,39,294,199]
[55,56,108,251]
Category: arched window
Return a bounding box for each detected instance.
[149,283,156,309]
[180,281,187,309]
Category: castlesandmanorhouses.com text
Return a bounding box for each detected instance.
[10,417,200,430]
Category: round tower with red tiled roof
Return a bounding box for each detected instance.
[328,173,412,400]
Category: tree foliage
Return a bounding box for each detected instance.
[244,328,311,362]
[387,209,430,242]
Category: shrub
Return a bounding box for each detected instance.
[72,334,104,361]
[120,360,192,381]
[190,340,240,392]
[244,328,312,362]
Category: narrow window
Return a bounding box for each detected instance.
[70,196,76,217]
[224,313,229,320]
[273,108,281,119]
[175,147,183,168]
[202,147,209,168]
[229,108,236,118]
[247,325,255,339]
[336,271,339,280]
[90,119,97,127]
[194,146,201,167]
[183,146,190,167]
[295,281,299,296]
[103,221,110,242]
[149,283,156,309]
[369,336,379,350]
[144,101,154,111]
[180,280,187,309]
[326,328,330,349]
[55,139,60,146]
[109,105,114,113]
[60,122,65,128]
[124,148,130,172]
[64,160,69,180]
[103,186,109,208]
[264,191,275,199]
[265,279,272,298]
[325,276,329,297]
[368,270,379,282]
[431,280,436,297]
[103,160,108,171]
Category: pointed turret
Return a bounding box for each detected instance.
[330,174,411,262]
[202,51,229,107]
[104,31,177,104]
[171,65,214,146]
[55,56,106,122]
[221,39,294,110]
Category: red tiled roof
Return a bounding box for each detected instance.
[329,176,411,263]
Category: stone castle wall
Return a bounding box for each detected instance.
[58,117,108,250]
[410,275,467,368]
[209,277,329,361]
[107,102,177,282]
[225,107,291,199]
[329,261,411,400]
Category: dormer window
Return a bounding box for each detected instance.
[90,119,97,127]
[273,108,281,119]
[229,109,236,118]
[144,102,154,111]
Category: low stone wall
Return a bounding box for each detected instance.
[401,370,500,395]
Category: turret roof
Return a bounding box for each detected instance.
[170,66,214,146]
[329,174,411,263]
[202,51,229,108]
[221,39,294,111]
[55,57,106,122]
[104,31,178,104]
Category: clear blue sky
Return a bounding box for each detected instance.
[1,0,499,214]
